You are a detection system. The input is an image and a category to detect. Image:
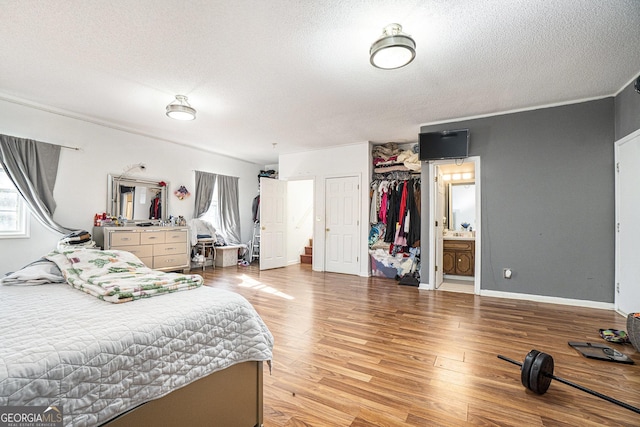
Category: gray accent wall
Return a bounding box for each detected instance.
[615,76,640,140]
[420,98,615,302]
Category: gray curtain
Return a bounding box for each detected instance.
[217,175,241,244]
[193,170,241,245]
[193,170,216,218]
[0,134,73,234]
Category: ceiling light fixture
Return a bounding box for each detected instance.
[166,95,196,121]
[369,23,416,70]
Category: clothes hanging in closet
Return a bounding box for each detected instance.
[149,195,161,219]
[406,180,420,247]
[371,178,420,252]
[252,195,260,222]
[383,181,401,243]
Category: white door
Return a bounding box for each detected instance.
[325,176,360,275]
[260,178,287,270]
[435,167,445,288]
[615,129,640,315]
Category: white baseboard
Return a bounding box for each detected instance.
[416,282,615,311]
[480,289,614,311]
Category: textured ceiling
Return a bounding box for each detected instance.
[1,0,639,165]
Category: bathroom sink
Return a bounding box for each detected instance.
[443,231,475,239]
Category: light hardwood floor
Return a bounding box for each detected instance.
[200,263,639,426]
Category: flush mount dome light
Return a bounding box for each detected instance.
[370,23,416,70]
[166,95,196,120]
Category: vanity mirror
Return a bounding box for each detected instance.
[447,182,475,231]
[107,174,168,222]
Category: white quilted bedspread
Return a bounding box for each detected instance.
[0,283,274,426]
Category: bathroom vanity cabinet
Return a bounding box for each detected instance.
[443,239,475,276]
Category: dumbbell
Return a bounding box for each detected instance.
[498,350,640,414]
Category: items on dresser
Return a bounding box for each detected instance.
[93,226,190,273]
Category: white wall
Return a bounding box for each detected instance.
[0,99,262,273]
[279,142,370,277]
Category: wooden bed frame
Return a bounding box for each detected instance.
[103,361,264,427]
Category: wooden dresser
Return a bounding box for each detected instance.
[443,239,475,277]
[93,226,190,273]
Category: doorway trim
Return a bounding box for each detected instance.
[427,156,482,294]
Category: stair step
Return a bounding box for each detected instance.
[304,246,312,255]
[300,254,312,264]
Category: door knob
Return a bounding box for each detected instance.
[326,228,330,232]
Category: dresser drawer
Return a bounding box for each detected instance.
[141,231,166,245]
[443,240,474,251]
[114,245,153,259]
[97,226,190,272]
[154,242,185,256]
[110,232,140,246]
[153,254,188,269]
[165,231,187,243]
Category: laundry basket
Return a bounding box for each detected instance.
[626,313,640,352]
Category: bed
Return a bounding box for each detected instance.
[0,249,274,427]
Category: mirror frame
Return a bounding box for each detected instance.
[107,174,168,222]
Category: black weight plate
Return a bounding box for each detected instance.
[521,349,539,391]
[529,352,554,395]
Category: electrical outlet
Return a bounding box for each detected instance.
[503,268,512,279]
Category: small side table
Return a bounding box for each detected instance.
[195,238,216,271]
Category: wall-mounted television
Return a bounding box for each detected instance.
[419,129,469,160]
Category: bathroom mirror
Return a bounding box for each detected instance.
[447,182,475,230]
[107,174,168,222]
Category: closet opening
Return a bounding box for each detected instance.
[428,157,481,294]
[369,142,421,283]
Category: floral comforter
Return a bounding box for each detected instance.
[46,248,202,303]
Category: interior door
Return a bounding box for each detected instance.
[325,176,360,275]
[435,167,445,288]
[615,130,640,315]
[259,178,287,270]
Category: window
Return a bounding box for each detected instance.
[200,182,220,232]
[0,168,29,238]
